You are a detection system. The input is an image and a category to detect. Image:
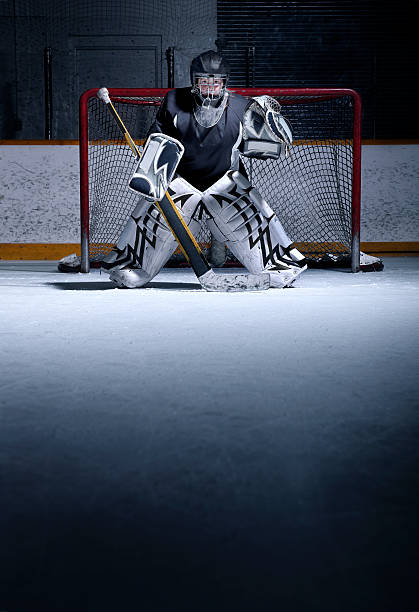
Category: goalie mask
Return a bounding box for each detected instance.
[190,50,229,128]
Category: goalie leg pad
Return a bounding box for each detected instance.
[231,171,308,267]
[102,176,203,285]
[202,170,306,285]
[129,133,184,201]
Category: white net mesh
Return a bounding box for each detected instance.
[83,90,356,265]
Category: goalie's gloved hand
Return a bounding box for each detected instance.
[242,95,293,159]
[129,133,184,201]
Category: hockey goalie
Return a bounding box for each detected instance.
[101,50,308,288]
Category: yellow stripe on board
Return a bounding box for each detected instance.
[0,243,81,260]
[89,139,145,146]
[361,140,419,145]
[294,241,348,254]
[0,242,418,261]
[359,242,419,256]
[292,139,353,146]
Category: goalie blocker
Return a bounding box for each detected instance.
[129,133,184,201]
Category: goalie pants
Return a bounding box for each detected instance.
[102,170,296,282]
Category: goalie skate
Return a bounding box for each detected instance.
[57,253,81,273]
[267,262,307,288]
[109,267,151,288]
[360,252,384,272]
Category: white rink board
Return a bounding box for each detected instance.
[0,144,418,242]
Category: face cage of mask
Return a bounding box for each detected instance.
[191,74,228,105]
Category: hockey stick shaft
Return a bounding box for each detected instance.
[105,102,141,159]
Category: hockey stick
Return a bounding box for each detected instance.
[97,87,269,292]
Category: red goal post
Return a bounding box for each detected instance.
[79,87,361,273]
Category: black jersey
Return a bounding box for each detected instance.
[148,87,251,191]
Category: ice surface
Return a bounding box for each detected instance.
[0,259,418,413]
[1,259,418,610]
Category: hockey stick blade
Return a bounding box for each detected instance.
[199,269,270,292]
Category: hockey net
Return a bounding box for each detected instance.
[79,87,361,272]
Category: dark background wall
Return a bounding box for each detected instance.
[0,0,415,139]
[0,0,217,139]
[217,0,416,139]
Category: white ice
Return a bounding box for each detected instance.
[0,259,418,414]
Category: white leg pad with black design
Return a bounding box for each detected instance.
[202,170,306,286]
[231,171,297,252]
[102,177,203,286]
